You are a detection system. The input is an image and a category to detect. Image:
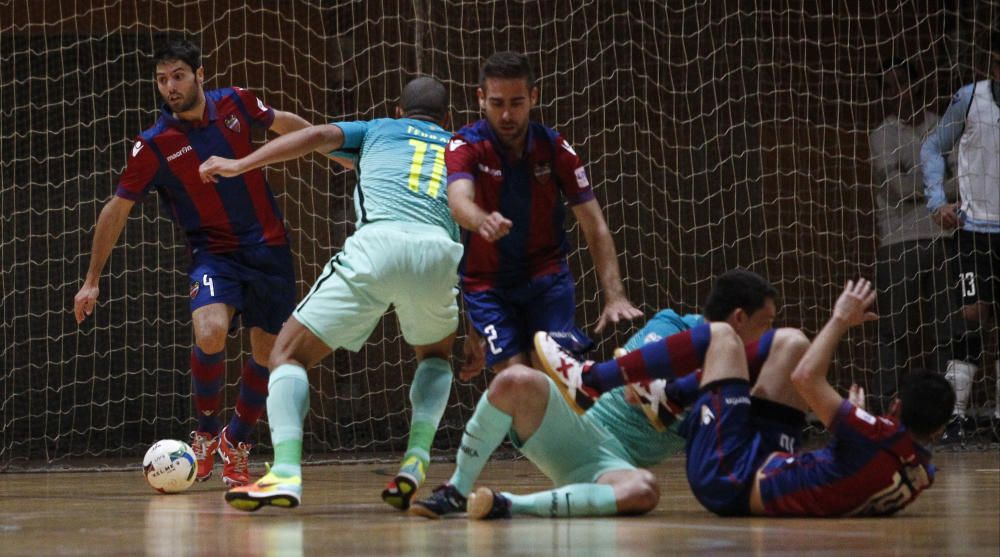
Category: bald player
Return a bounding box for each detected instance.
[199,77,463,512]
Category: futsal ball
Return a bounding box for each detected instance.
[143,439,197,494]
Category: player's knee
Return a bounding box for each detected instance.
[619,470,660,515]
[193,326,227,354]
[488,365,547,407]
[773,328,809,359]
[709,322,742,351]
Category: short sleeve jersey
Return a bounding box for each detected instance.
[445,120,594,291]
[757,400,935,517]
[331,118,458,240]
[116,87,286,254]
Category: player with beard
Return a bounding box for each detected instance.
[73,38,313,487]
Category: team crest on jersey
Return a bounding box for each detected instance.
[224,113,241,133]
[533,162,552,182]
[189,281,200,299]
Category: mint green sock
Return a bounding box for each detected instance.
[504,484,618,518]
[404,358,453,471]
[267,364,309,478]
[448,393,512,496]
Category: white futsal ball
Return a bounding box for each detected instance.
[143,439,197,494]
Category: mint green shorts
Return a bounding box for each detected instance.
[513,377,636,487]
[293,221,463,351]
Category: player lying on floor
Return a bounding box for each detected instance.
[410,270,810,519]
[538,279,955,516]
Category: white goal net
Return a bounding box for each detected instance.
[2,1,998,468]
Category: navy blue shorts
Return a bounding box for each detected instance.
[188,244,296,335]
[463,270,592,366]
[682,380,776,516]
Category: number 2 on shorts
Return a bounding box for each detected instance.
[483,324,502,355]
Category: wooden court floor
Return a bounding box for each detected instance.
[1,450,997,556]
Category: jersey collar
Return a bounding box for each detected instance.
[160,95,218,131]
[483,119,537,165]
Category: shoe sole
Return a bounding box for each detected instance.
[626,384,667,432]
[382,473,419,511]
[533,333,587,416]
[408,503,445,519]
[225,490,300,512]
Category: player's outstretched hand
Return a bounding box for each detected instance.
[198,156,244,183]
[73,283,100,324]
[848,383,866,410]
[832,279,878,328]
[478,212,512,242]
[594,298,643,333]
[458,328,487,381]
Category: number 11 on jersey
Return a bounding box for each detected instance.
[407,139,446,197]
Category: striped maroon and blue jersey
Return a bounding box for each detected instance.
[445,120,594,291]
[757,400,935,517]
[116,87,287,254]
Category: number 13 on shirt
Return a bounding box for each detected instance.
[407,139,446,198]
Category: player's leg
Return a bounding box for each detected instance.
[226,234,388,511]
[533,321,720,413]
[747,328,810,453]
[681,323,767,516]
[466,376,653,520]
[218,246,298,486]
[189,301,236,481]
[380,333,457,510]
[462,287,528,372]
[225,317,331,511]
[943,230,988,443]
[380,226,465,509]
[470,468,658,520]
[410,364,546,518]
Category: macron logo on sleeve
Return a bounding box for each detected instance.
[257,97,268,112]
[132,141,143,158]
[449,139,466,152]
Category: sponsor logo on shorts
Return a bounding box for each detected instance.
[724,396,751,406]
[224,113,241,133]
[190,281,200,299]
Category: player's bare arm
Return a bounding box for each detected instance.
[73,196,135,324]
[447,177,512,242]
[571,199,643,332]
[268,109,354,170]
[268,109,311,136]
[790,279,878,426]
[198,123,346,183]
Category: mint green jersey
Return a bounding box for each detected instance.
[331,118,459,241]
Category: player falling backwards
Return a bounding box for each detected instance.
[199,77,463,512]
[73,38,312,487]
[412,269,811,519]
[537,278,955,517]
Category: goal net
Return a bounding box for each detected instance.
[3,1,998,468]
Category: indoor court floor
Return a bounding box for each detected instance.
[1,450,997,556]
